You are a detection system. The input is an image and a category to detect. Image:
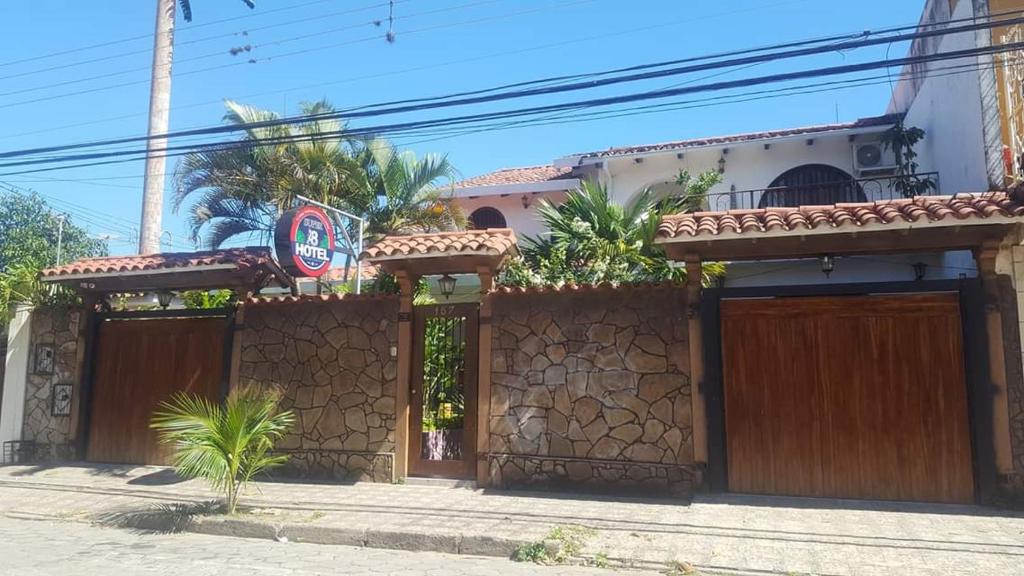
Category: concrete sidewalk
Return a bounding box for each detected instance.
[2,464,1024,575]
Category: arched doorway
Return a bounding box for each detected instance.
[758,164,865,208]
[468,207,507,229]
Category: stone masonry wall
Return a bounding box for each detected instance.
[238,295,399,482]
[22,306,83,461]
[487,283,696,496]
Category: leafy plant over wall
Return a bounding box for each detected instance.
[499,174,725,288]
[880,121,936,197]
[181,289,235,309]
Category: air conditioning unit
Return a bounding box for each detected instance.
[853,142,897,175]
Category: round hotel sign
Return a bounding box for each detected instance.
[275,206,335,277]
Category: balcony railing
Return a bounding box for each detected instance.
[703,172,941,212]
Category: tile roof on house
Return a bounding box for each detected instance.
[656,193,1024,240]
[40,247,278,278]
[573,114,899,160]
[453,165,574,189]
[361,229,518,261]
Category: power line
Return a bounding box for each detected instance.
[0,43,1013,179]
[4,10,1018,162]
[0,0,363,69]
[0,1,408,83]
[0,0,815,143]
[0,0,597,111]
[1,33,1020,175]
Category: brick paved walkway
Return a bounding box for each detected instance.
[2,464,1024,575]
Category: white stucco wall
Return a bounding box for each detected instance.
[0,305,32,450]
[891,0,991,194]
[596,130,888,210]
[724,251,976,288]
[453,190,568,239]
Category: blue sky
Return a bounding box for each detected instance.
[0,0,926,255]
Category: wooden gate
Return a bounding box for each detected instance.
[86,315,229,465]
[721,293,974,504]
[409,304,479,479]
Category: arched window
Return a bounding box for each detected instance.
[758,164,865,208]
[469,207,507,229]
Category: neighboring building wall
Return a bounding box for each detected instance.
[20,306,83,460]
[889,0,993,193]
[1000,239,1024,491]
[238,296,400,482]
[598,133,885,209]
[454,191,568,238]
[486,284,696,495]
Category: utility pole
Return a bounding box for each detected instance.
[139,0,176,255]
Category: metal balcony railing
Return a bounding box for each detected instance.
[703,172,941,212]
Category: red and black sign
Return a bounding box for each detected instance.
[274,206,335,277]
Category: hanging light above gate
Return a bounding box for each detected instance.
[157,290,174,309]
[819,255,835,278]
[438,274,457,300]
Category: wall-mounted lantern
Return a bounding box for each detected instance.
[157,290,174,309]
[913,261,928,281]
[438,274,457,300]
[820,255,835,278]
[717,156,727,174]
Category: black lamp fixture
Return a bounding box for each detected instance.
[438,274,457,300]
[156,290,174,309]
[820,255,835,278]
[913,261,927,281]
[717,155,727,174]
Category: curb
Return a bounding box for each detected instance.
[186,516,528,558]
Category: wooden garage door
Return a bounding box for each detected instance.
[87,317,226,465]
[721,293,974,504]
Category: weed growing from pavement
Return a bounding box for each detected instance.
[512,525,596,564]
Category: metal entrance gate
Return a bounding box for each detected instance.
[409,304,479,479]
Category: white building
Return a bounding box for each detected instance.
[450,0,1024,287]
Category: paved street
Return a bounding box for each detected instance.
[0,516,647,576]
[3,465,1024,575]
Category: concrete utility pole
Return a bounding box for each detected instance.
[138,0,176,255]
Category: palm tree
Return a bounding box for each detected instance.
[174,100,363,248]
[355,137,464,240]
[505,175,724,287]
[151,384,294,515]
[139,0,255,254]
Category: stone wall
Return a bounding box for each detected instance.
[487,283,696,495]
[22,306,83,460]
[238,295,399,482]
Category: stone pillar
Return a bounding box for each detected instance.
[393,270,418,481]
[977,242,1015,478]
[475,266,494,486]
[0,304,32,451]
[685,256,707,467]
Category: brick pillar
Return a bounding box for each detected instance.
[685,255,708,467]
[475,266,494,486]
[393,270,418,481]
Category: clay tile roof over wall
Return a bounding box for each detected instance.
[453,165,574,188]
[40,247,276,278]
[361,229,518,261]
[656,193,1024,241]
[575,114,898,160]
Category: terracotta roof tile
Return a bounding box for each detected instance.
[245,293,398,306]
[657,193,1024,240]
[454,165,574,189]
[361,229,518,261]
[492,281,678,295]
[40,247,276,278]
[575,114,898,160]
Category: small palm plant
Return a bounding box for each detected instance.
[151,385,295,514]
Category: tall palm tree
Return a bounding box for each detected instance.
[174,100,363,248]
[355,137,464,240]
[139,0,255,254]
